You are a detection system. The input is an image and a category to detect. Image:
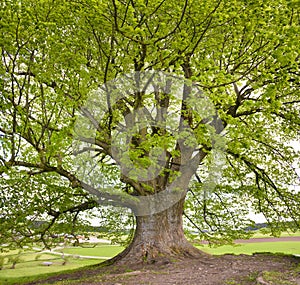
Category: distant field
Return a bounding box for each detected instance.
[251,230,300,238]
[198,241,300,255]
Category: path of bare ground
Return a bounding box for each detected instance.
[26,254,300,285]
[236,236,300,243]
[199,236,300,244]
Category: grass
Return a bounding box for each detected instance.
[198,241,300,255]
[0,250,104,285]
[58,241,300,258]
[59,245,124,258]
[0,259,102,282]
[261,271,297,285]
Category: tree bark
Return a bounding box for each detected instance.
[110,197,206,265]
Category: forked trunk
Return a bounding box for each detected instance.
[111,197,205,265]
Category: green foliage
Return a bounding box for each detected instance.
[7,251,23,269]
[184,182,256,244]
[0,256,4,270]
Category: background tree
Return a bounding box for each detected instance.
[0,0,299,264]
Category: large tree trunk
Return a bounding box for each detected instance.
[110,197,206,265]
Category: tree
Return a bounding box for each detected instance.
[0,0,299,264]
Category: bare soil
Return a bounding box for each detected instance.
[235,236,300,243]
[26,253,300,285]
[199,236,300,244]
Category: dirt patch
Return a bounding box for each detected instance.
[236,236,300,243]
[198,236,300,244]
[25,254,300,285]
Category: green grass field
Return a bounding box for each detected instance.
[198,241,300,255]
[0,250,103,285]
[60,245,124,258]
[57,241,300,258]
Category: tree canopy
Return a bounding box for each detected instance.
[0,0,299,258]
